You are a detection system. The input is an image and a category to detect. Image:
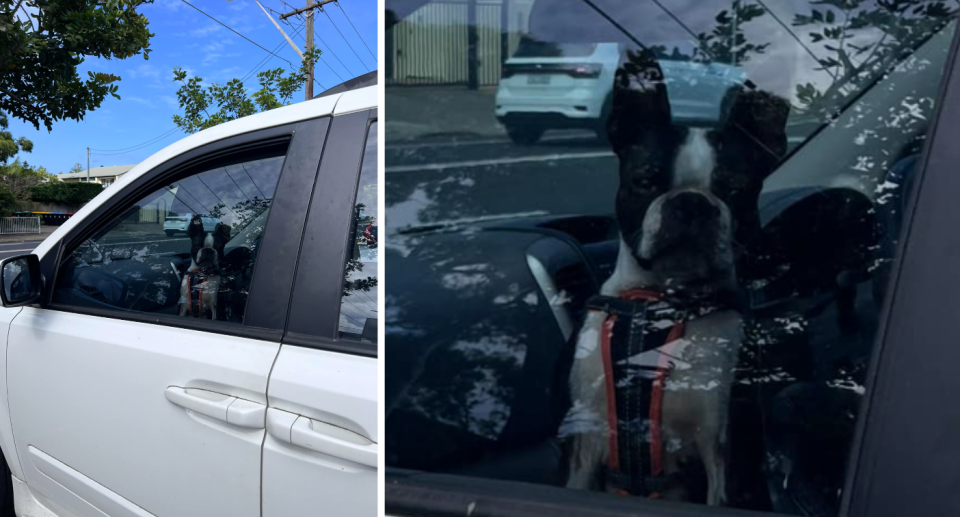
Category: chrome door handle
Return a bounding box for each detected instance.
[164,386,265,429]
[266,408,377,467]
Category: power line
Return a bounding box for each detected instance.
[284,14,352,79]
[284,17,346,82]
[180,0,294,66]
[241,21,306,83]
[240,163,268,199]
[334,1,376,65]
[321,7,370,71]
[314,28,356,76]
[90,127,181,153]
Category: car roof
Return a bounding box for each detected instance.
[34,84,377,259]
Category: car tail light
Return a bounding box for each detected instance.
[568,63,602,78]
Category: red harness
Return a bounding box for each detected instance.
[588,289,691,497]
[184,271,209,319]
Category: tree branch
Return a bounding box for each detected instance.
[18,3,33,32]
[0,86,48,124]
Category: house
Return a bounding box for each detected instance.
[58,164,136,187]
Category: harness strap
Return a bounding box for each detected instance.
[589,289,687,497]
[186,271,208,319]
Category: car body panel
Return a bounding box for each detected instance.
[262,346,378,517]
[0,307,22,480]
[7,309,278,517]
[496,43,619,122]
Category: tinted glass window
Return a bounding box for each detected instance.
[339,121,378,344]
[386,1,957,514]
[54,152,284,325]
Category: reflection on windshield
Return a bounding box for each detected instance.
[386,1,957,515]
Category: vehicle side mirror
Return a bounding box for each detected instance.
[0,254,41,307]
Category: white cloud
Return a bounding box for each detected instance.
[128,63,160,80]
[203,41,225,53]
[125,96,156,108]
[228,1,248,12]
[190,24,222,37]
[161,96,180,109]
[155,0,184,11]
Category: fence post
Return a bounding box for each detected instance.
[467,0,479,90]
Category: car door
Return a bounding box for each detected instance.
[261,105,378,516]
[384,1,960,516]
[6,115,332,517]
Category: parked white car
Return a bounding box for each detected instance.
[162,212,218,237]
[0,83,378,517]
[495,41,746,144]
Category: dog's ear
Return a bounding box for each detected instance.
[187,214,205,240]
[606,47,672,155]
[718,85,791,178]
[213,222,231,246]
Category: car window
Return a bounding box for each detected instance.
[53,151,284,325]
[386,1,957,515]
[338,121,378,344]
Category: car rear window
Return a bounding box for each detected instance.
[513,39,597,58]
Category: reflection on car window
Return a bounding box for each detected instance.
[386,1,957,514]
[339,122,378,344]
[53,153,284,325]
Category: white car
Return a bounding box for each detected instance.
[495,41,746,144]
[0,82,378,517]
[162,213,218,237]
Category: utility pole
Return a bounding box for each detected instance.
[86,147,90,183]
[305,0,315,100]
[256,0,338,99]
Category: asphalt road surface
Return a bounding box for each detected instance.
[0,233,194,263]
[0,242,40,262]
[385,131,620,227]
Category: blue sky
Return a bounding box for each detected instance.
[7,0,378,175]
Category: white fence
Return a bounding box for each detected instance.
[387,0,532,86]
[0,217,40,235]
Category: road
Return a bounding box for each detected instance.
[385,131,620,228]
[0,232,195,263]
[0,242,41,262]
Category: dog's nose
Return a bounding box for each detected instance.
[664,191,721,222]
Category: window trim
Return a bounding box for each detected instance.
[844,19,960,517]
[387,470,770,517]
[283,110,377,358]
[38,118,329,341]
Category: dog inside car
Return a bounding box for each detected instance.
[562,48,789,505]
[179,214,230,320]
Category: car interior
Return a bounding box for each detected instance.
[51,161,279,325]
[385,4,954,515]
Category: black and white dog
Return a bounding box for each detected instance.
[563,49,789,505]
[179,215,230,320]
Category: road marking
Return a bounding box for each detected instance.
[386,150,614,173]
[386,132,595,151]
